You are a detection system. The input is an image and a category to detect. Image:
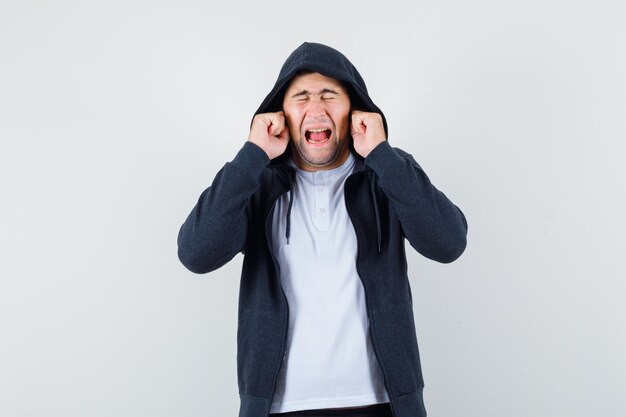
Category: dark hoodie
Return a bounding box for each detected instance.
[177,42,468,417]
[253,42,388,136]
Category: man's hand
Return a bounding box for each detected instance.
[248,111,290,160]
[351,110,386,158]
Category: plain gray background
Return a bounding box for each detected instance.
[1,0,625,416]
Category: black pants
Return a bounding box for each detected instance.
[269,403,393,417]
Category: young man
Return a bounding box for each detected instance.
[178,42,468,417]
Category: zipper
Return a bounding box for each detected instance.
[344,172,397,417]
[265,192,290,412]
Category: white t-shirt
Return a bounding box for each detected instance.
[269,154,389,413]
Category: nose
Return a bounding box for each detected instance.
[306,98,327,118]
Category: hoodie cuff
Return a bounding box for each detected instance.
[230,141,271,175]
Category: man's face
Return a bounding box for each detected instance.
[282,72,351,171]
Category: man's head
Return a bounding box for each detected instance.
[282,71,351,172]
[252,42,388,166]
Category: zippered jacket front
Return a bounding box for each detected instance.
[178,139,467,417]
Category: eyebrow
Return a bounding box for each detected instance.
[290,88,341,98]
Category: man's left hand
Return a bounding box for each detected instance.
[351,110,386,158]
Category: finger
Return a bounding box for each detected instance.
[268,115,286,138]
[268,113,285,136]
[278,126,290,141]
[351,113,365,135]
[254,113,272,127]
[274,112,288,140]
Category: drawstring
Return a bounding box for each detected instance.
[285,188,293,244]
[285,173,294,244]
[369,171,382,253]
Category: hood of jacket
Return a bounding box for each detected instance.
[253,42,388,144]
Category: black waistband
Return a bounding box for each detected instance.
[269,402,392,417]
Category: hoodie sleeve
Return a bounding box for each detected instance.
[364,141,468,263]
[177,142,270,274]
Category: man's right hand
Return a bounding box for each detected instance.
[248,111,290,160]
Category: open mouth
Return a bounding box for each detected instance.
[305,128,332,143]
